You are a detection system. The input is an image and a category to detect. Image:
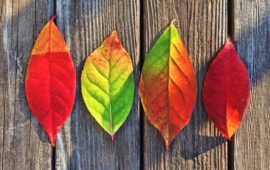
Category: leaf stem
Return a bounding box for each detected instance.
[170,19,177,26]
[50,15,57,22]
[165,140,170,151]
[111,134,115,141]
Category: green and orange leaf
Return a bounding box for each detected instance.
[81,31,135,140]
[140,21,196,150]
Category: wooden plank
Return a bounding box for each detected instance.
[55,0,141,169]
[0,0,53,169]
[233,1,270,169]
[143,1,228,169]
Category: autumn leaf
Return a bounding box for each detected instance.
[203,38,250,140]
[81,31,135,140]
[25,16,76,146]
[139,21,197,150]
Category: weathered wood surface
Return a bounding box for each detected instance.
[0,0,53,170]
[233,0,270,169]
[0,0,269,170]
[143,1,228,169]
[55,0,141,169]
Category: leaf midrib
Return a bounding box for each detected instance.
[48,20,54,137]
[166,25,173,145]
[108,37,115,136]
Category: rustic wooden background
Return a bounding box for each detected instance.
[0,0,269,169]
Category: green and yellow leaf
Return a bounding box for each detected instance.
[81,31,135,140]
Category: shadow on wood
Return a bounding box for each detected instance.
[179,135,226,159]
[0,0,54,169]
[55,0,141,169]
[0,0,269,169]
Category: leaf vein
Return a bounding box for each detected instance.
[83,86,107,109]
[85,74,109,97]
[92,61,108,80]
[169,76,187,106]
[170,55,192,86]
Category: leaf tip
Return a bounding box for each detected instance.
[223,36,236,52]
[226,36,234,44]
[227,35,232,41]
[50,138,56,147]
[48,134,57,147]
[111,30,119,38]
[226,133,234,140]
[225,135,232,141]
[107,30,122,49]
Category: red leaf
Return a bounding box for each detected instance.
[25,16,76,146]
[203,38,250,139]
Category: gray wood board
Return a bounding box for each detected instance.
[0,0,270,169]
[143,1,228,169]
[55,0,141,169]
[0,0,54,170]
[233,0,270,169]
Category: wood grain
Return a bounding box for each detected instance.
[0,0,269,169]
[233,0,270,169]
[55,0,141,169]
[143,1,228,169]
[0,0,53,169]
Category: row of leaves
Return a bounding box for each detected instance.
[25,17,250,150]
